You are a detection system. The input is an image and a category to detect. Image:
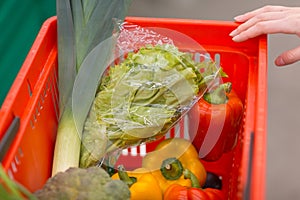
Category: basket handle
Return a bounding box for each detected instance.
[0,117,20,162]
[243,131,254,200]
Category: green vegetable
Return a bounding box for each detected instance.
[80,44,221,168]
[0,164,37,200]
[34,167,130,200]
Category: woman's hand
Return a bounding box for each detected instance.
[229,5,300,66]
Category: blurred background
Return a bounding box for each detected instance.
[1,0,300,199]
[128,2,300,200]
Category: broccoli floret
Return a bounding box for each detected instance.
[34,167,130,200]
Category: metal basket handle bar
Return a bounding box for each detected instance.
[0,117,20,162]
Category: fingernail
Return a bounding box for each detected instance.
[234,15,243,21]
[229,29,237,36]
[232,35,240,42]
[275,57,285,66]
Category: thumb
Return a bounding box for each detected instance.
[275,46,300,66]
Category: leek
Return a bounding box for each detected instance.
[52,0,132,176]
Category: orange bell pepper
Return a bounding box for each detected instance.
[164,169,225,200]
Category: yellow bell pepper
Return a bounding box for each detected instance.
[111,166,163,200]
[142,137,207,193]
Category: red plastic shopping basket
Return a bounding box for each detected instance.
[0,16,267,200]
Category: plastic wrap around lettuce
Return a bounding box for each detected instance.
[79,44,222,168]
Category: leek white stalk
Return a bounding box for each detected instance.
[52,101,81,176]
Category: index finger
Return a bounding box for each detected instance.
[234,5,290,22]
[232,19,290,42]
